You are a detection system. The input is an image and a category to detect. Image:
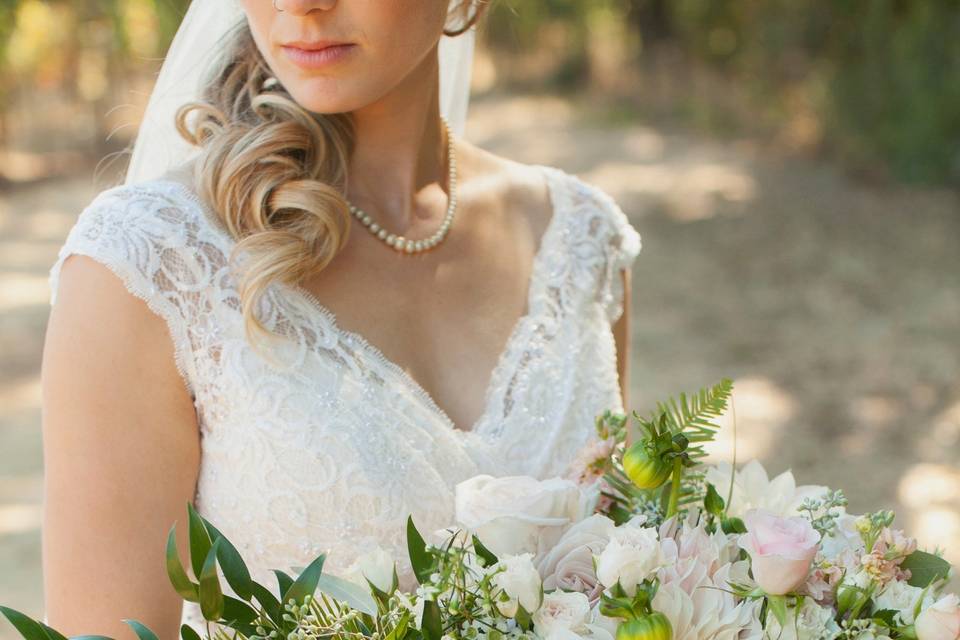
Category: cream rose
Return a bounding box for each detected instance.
[491,553,542,617]
[537,514,614,601]
[915,594,960,640]
[455,474,581,557]
[532,590,592,640]
[739,508,820,596]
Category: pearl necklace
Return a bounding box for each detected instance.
[347,116,457,254]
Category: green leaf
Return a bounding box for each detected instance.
[767,595,788,628]
[121,620,158,640]
[187,502,213,580]
[722,517,747,534]
[406,516,433,584]
[704,483,725,517]
[0,606,55,640]
[902,550,952,587]
[872,609,898,627]
[70,636,115,640]
[383,610,410,640]
[221,596,258,625]
[420,600,442,640]
[179,625,202,640]
[316,573,377,616]
[37,623,67,640]
[250,582,282,626]
[166,524,200,602]
[273,570,294,597]
[283,553,326,605]
[471,534,498,567]
[201,518,253,601]
[199,538,224,621]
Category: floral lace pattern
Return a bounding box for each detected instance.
[46,164,641,632]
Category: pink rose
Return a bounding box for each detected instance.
[739,508,821,595]
[915,594,960,640]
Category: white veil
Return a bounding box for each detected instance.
[123,0,476,186]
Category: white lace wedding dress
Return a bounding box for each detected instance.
[46,163,641,631]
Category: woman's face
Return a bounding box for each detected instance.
[241,0,451,114]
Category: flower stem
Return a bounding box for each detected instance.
[666,457,683,518]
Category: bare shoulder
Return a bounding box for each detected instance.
[456,141,556,230]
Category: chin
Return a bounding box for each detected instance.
[282,79,364,116]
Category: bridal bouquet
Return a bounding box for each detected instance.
[3,379,957,640]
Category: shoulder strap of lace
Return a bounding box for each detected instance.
[560,172,642,323]
[47,181,216,401]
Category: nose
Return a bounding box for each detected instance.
[277,0,337,15]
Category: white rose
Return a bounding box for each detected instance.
[537,514,614,599]
[492,553,543,616]
[706,460,830,519]
[915,594,960,640]
[595,523,664,597]
[455,474,582,557]
[764,598,841,640]
[874,580,932,626]
[532,591,591,640]
[346,546,396,594]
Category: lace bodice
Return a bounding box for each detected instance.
[47,164,641,631]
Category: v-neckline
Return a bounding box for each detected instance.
[155,163,568,440]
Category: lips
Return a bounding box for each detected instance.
[282,40,351,51]
[280,42,357,69]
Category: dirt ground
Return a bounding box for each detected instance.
[1,91,957,633]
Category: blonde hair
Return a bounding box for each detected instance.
[173,1,489,359]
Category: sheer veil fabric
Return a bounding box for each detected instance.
[124,0,477,185]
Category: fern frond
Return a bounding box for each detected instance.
[652,378,733,450]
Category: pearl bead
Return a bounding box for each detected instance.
[344,115,457,255]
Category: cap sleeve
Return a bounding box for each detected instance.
[563,174,642,324]
[47,182,211,400]
[595,187,641,323]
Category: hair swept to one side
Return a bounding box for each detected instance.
[173,1,492,361]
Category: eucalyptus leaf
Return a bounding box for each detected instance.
[316,573,377,616]
[38,622,67,640]
[69,636,115,640]
[406,517,433,585]
[199,539,224,621]
[166,524,200,602]
[250,582,282,626]
[179,624,202,640]
[221,596,258,626]
[902,550,952,588]
[121,620,158,640]
[283,554,326,606]
[273,570,294,598]
[0,606,54,640]
[420,600,442,640]
[201,518,253,600]
[187,502,213,581]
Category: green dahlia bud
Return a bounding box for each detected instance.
[616,613,673,640]
[622,442,672,490]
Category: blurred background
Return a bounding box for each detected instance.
[1,0,958,632]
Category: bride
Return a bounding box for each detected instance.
[40,0,641,639]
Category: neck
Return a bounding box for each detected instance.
[346,42,452,232]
